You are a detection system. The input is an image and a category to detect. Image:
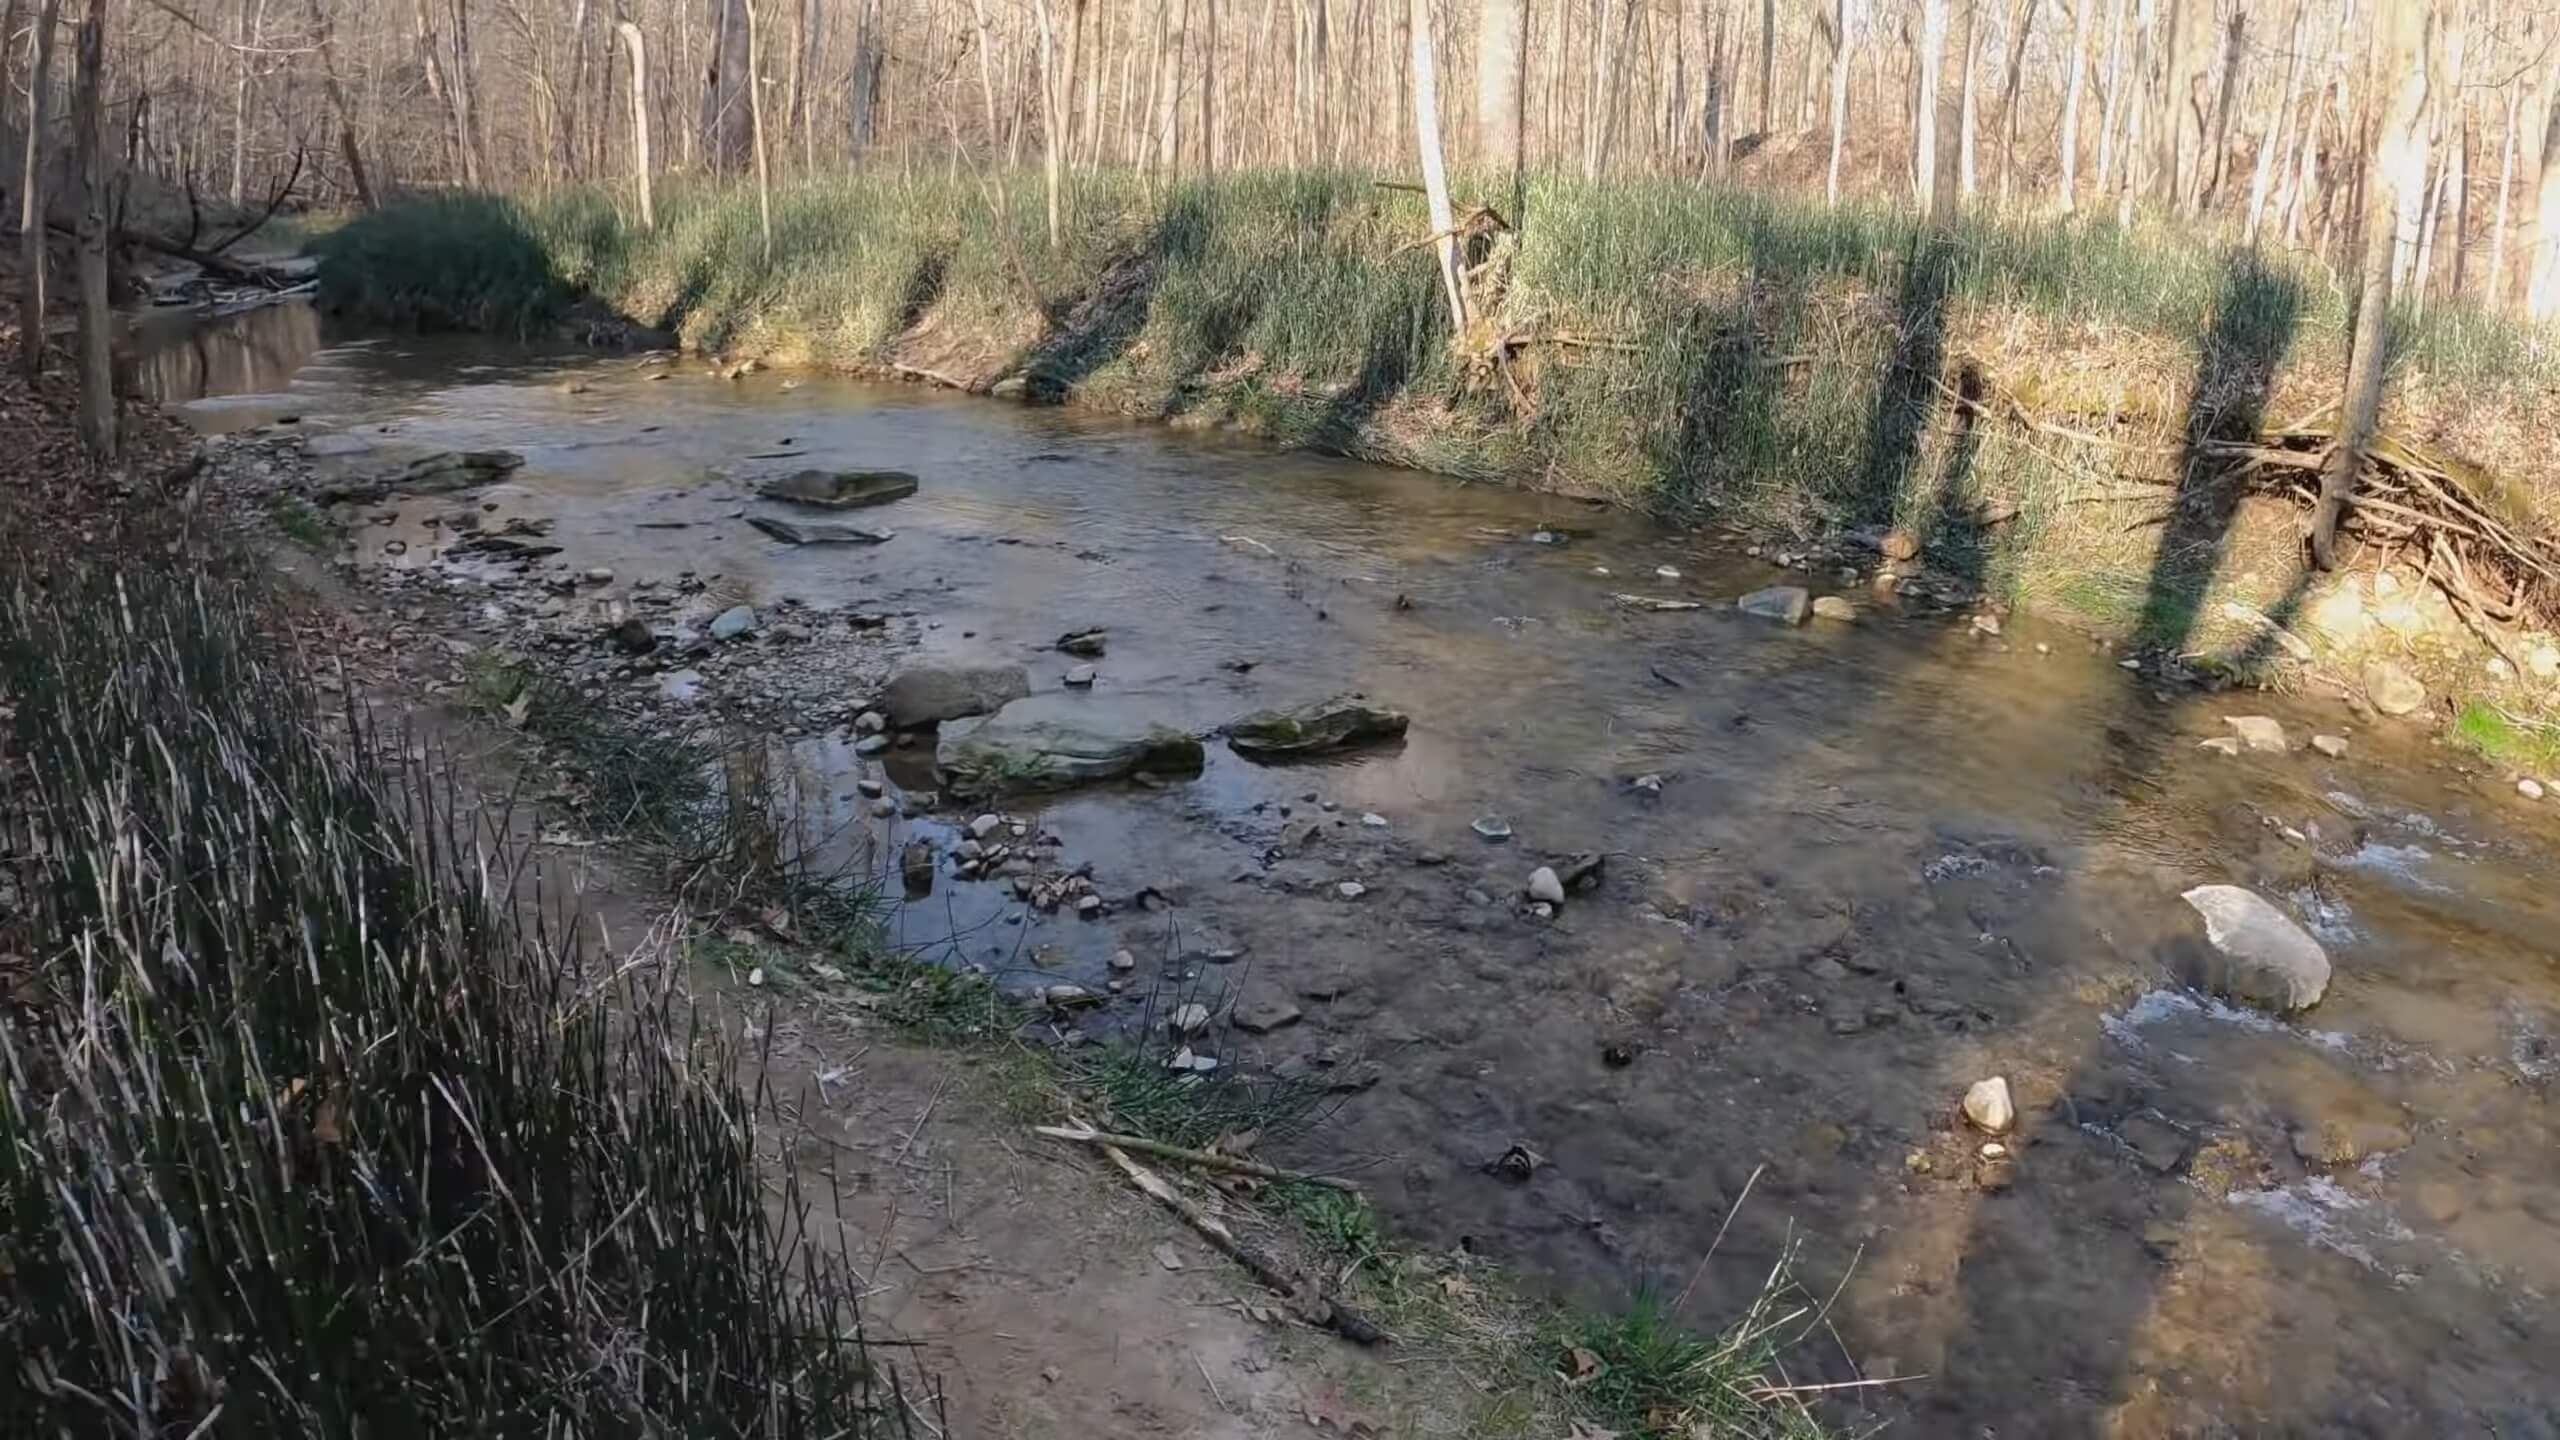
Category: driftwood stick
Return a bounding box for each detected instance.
[1032,1125,1363,1192]
[1086,1136,1390,1346]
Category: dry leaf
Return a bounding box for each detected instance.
[1561,1346,1605,1386]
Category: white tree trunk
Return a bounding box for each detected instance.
[618,21,654,228]
[1408,0,1465,333]
[2060,0,2091,210]
[1825,0,1851,205]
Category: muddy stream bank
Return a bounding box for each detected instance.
[144,303,2560,1437]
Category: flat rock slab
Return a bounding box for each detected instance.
[938,692,1207,795]
[758,468,920,510]
[1737,586,1811,625]
[747,515,894,545]
[882,663,1031,728]
[2182,884,2331,1013]
[1228,694,1409,759]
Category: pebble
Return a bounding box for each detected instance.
[1631,773,1663,796]
[854,710,886,734]
[2310,734,2349,758]
[854,734,890,756]
[2522,778,2547,801]
[1655,565,1681,580]
[709,604,758,641]
[1063,664,1097,687]
[1168,1003,1213,1037]
[1970,612,2003,637]
[1336,881,1367,900]
[1360,812,1389,827]
[1471,816,1514,842]
[1525,866,1566,905]
[2225,715,2290,753]
[1076,894,1104,915]
[1811,594,1858,623]
[868,798,896,817]
[856,778,885,798]
[1962,1076,2015,1135]
[584,566,615,585]
[971,813,1003,839]
[1110,949,1137,972]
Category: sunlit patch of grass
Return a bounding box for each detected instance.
[264,491,333,551]
[1557,1284,1835,1440]
[2455,698,2560,775]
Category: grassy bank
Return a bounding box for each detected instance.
[0,558,921,1435]
[315,171,2560,702]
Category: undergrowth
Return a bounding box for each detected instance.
[0,563,924,1435]
[2454,698,2560,776]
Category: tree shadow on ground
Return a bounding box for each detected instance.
[1008,192,1210,400]
[1908,249,2308,1435]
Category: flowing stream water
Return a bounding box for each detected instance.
[138,303,2560,1437]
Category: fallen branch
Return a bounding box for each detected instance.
[1084,1132,1389,1346]
[1032,1125,1363,1193]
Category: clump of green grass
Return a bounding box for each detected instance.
[1557,1284,1833,1440]
[0,564,923,1436]
[264,491,333,550]
[2454,698,2560,775]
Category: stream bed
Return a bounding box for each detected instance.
[143,303,2560,1437]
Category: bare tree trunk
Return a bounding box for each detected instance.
[2093,0,2124,193]
[1956,0,1978,198]
[446,0,484,185]
[227,0,253,206]
[1199,0,1217,172]
[17,0,59,379]
[618,20,654,227]
[2488,80,2518,311]
[1995,0,2034,202]
[702,0,751,173]
[2527,72,2560,316]
[2243,1,2305,244]
[1917,0,1944,209]
[966,0,1003,150]
[306,0,375,209]
[743,0,770,253]
[1757,0,1774,135]
[2059,0,2090,209]
[1824,0,1851,204]
[71,0,109,459]
[2314,0,2431,569]
[1031,0,1075,246]
[1476,0,1525,214]
[1407,0,1463,333]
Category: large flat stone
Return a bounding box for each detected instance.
[1227,694,1409,759]
[881,663,1031,728]
[938,692,1206,795]
[758,468,920,510]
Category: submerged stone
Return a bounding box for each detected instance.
[938,691,1206,795]
[757,467,921,510]
[1227,694,1410,758]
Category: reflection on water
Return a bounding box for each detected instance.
[124,299,325,406]
[140,303,2560,1438]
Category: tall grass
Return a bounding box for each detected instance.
[313,169,2560,559]
[0,565,921,1436]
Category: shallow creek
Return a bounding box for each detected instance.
[143,304,2560,1437]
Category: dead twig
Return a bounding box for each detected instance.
[1031,1125,1363,1192]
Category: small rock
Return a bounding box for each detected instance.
[2182,884,2332,1013]
[1057,627,1108,656]
[1811,595,1858,623]
[1527,900,1555,919]
[1360,812,1389,828]
[2521,778,2547,801]
[1655,565,1682,580]
[1063,664,1097,687]
[2197,736,2244,757]
[1974,1159,2015,1192]
[1631,773,1663,796]
[1043,983,1098,1008]
[856,778,886,798]
[1166,1047,1219,1073]
[1963,1077,2015,1136]
[1110,949,1137,972]
[2311,734,2349,758]
[2363,658,2427,717]
[900,841,934,897]
[1970,612,2004,637]
[970,814,1003,840]
[709,604,759,641]
[1463,888,1493,906]
[868,798,896,817]
[1168,1003,1213,1037]
[854,734,890,756]
[745,966,765,987]
[854,710,887,734]
[1336,881,1367,900]
[612,617,657,654]
[1232,999,1304,1034]
[1881,530,1921,561]
[1471,816,1513,842]
[2225,715,2290,753]
[1737,585,1811,625]
[1525,866,1566,905]
[584,566,615,585]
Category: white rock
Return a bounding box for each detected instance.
[709,604,758,641]
[855,710,887,734]
[1063,664,1097,687]
[1169,1002,1212,1037]
[2522,778,2547,801]
[1811,595,1859,623]
[1526,866,1566,905]
[2311,734,2349,758]
[1655,565,1682,580]
[1472,816,1514,842]
[1337,881,1367,899]
[2225,715,2290,753]
[2181,884,2332,1013]
[1110,949,1138,972]
[2363,658,2427,716]
[1963,1077,2015,1135]
[1737,585,1811,625]
[970,813,1003,840]
[745,966,766,988]
[1360,812,1389,827]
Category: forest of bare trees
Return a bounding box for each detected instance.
[0,1,2531,323]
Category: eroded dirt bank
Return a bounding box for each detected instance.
[180,319,2560,1438]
